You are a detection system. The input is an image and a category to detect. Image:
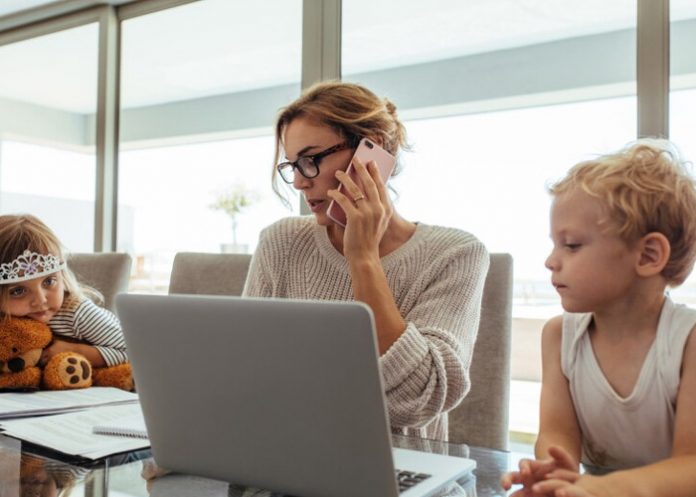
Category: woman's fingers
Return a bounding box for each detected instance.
[368,160,390,204]
[335,170,361,199]
[351,157,382,201]
[327,187,357,217]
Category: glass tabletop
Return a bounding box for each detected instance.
[0,433,525,497]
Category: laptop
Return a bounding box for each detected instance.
[116,294,475,497]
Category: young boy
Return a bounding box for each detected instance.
[503,140,696,497]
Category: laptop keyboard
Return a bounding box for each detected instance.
[395,469,432,493]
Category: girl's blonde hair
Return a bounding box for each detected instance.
[0,214,103,318]
[550,139,696,286]
[272,81,409,204]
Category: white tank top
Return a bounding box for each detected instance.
[561,296,696,471]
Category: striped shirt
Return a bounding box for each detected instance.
[48,298,128,366]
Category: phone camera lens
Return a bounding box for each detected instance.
[366,140,374,149]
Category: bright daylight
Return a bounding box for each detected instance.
[0,1,694,496]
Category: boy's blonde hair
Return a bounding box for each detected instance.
[550,139,696,286]
[272,81,409,203]
[0,214,102,318]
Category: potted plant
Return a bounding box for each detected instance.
[210,183,259,253]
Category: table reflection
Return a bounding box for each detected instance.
[0,433,518,497]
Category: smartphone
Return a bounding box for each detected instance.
[326,138,397,227]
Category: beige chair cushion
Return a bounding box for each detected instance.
[168,252,252,297]
[448,253,513,450]
[67,253,132,312]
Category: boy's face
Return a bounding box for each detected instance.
[545,190,640,313]
[2,272,65,323]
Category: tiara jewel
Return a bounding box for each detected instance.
[0,250,66,284]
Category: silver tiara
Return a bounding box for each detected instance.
[0,250,66,284]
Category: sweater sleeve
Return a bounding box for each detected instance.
[379,239,489,429]
[73,299,129,366]
[242,226,276,298]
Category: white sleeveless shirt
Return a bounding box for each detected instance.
[561,296,696,471]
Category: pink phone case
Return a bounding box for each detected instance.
[327,138,396,227]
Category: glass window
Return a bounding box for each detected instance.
[668,0,696,304]
[118,0,302,293]
[343,0,638,442]
[0,1,62,17]
[0,24,98,251]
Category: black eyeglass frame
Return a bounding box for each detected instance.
[276,141,355,184]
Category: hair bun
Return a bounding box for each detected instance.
[384,99,397,115]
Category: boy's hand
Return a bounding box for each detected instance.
[502,445,579,494]
[531,474,603,497]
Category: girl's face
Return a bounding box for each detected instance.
[2,272,65,323]
[282,117,355,225]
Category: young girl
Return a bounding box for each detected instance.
[0,214,127,369]
[503,140,696,497]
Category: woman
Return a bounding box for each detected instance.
[243,81,489,441]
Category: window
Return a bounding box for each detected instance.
[343,0,637,439]
[0,24,98,251]
[668,0,696,304]
[118,0,302,292]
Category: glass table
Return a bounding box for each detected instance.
[0,433,526,497]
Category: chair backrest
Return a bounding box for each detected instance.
[168,252,252,296]
[67,253,132,312]
[448,253,513,450]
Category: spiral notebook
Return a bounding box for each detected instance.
[92,410,148,439]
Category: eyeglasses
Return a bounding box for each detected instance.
[276,142,353,184]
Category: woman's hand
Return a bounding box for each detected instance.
[327,157,393,260]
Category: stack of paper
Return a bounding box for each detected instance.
[0,387,138,420]
[0,403,149,459]
[93,410,147,439]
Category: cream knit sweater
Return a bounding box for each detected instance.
[243,216,489,441]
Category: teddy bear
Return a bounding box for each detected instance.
[0,316,133,391]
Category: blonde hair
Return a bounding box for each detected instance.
[0,214,103,318]
[550,139,696,286]
[272,81,409,203]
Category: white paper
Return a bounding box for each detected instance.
[93,410,147,438]
[0,403,149,459]
[0,387,138,420]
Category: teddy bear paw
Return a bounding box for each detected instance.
[43,352,93,390]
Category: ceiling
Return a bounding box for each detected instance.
[0,0,62,16]
[0,0,695,114]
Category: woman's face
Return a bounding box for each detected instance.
[282,117,355,225]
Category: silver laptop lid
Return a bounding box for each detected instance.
[116,294,399,497]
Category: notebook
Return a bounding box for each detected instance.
[93,411,148,439]
[116,294,476,497]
